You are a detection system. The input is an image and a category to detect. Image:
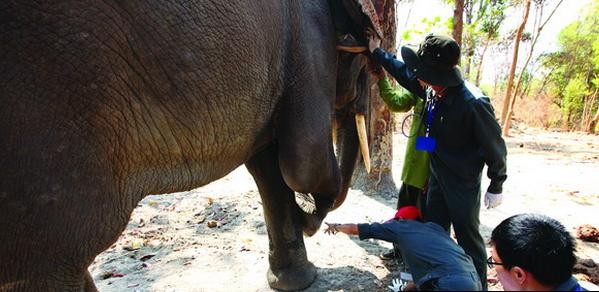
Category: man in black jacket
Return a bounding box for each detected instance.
[367,30,508,289]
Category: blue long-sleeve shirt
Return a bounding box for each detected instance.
[371,48,507,193]
[554,276,590,291]
[358,220,478,287]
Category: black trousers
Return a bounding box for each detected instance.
[425,168,488,290]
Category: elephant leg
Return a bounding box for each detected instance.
[0,174,135,292]
[0,267,94,292]
[245,144,317,291]
[277,108,341,236]
[84,270,98,292]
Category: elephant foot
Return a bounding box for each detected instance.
[267,261,317,291]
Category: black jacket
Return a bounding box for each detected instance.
[372,48,507,193]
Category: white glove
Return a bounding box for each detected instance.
[388,278,405,292]
[484,191,503,209]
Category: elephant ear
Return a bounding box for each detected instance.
[341,0,385,39]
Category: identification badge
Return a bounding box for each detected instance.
[416,136,436,152]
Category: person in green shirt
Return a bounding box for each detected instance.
[369,65,430,261]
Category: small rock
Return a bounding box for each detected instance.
[207,220,218,228]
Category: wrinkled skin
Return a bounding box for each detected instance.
[0,1,372,291]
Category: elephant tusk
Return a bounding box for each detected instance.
[355,114,371,173]
[332,119,337,146]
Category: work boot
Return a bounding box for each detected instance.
[336,33,368,53]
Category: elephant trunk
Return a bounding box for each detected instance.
[331,58,370,210]
[330,110,361,210]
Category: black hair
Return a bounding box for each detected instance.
[490,213,576,287]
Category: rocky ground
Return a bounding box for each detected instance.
[90,125,599,291]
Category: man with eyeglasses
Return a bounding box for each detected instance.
[489,213,593,291]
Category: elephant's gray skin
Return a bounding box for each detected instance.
[0,1,372,291]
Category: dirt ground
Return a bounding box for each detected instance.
[90,124,599,291]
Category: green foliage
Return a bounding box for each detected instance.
[401,15,451,42]
[562,77,587,116]
[593,38,599,72]
[477,0,507,39]
[458,0,508,79]
[539,1,599,129]
[479,83,494,97]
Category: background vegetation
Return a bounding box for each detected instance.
[395,0,598,134]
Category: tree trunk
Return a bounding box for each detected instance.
[501,0,531,136]
[352,0,397,196]
[475,38,490,86]
[566,110,573,130]
[586,89,598,134]
[453,0,464,47]
[503,0,563,136]
[589,107,599,134]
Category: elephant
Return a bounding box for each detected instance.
[0,0,378,291]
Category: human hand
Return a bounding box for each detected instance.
[388,278,405,292]
[324,223,339,235]
[366,28,381,53]
[368,63,385,80]
[484,192,503,209]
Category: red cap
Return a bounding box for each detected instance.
[393,206,421,221]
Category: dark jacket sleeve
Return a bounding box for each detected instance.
[357,222,398,243]
[471,97,507,193]
[371,48,426,98]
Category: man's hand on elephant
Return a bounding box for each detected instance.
[324,223,359,235]
[484,191,503,209]
[324,223,339,235]
[366,28,381,53]
[368,63,385,80]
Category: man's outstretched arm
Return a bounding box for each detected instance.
[324,223,359,235]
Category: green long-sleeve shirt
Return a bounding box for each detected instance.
[378,77,430,189]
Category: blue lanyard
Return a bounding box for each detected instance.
[574,283,582,291]
[423,88,438,137]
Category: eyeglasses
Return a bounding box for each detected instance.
[487,256,505,269]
